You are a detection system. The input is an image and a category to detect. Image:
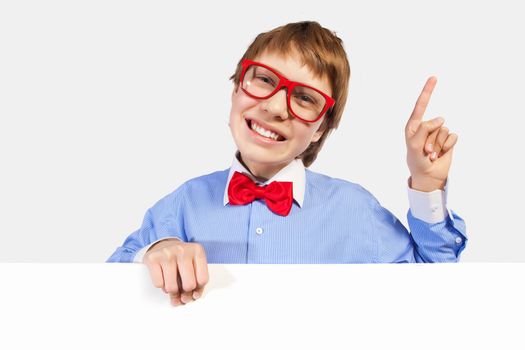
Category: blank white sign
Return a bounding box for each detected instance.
[1,263,524,349]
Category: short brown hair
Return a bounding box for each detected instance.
[229,21,351,167]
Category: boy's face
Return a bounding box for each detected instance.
[229,49,332,177]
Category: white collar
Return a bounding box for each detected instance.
[223,151,306,207]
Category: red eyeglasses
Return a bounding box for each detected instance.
[239,59,335,123]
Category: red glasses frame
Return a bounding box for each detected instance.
[239,59,335,123]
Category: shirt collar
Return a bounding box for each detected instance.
[223,150,306,207]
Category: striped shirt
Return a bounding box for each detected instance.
[107,152,467,263]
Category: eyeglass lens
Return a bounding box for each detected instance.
[242,65,326,121]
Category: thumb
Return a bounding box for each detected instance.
[409,117,445,149]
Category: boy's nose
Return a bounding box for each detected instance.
[260,89,290,120]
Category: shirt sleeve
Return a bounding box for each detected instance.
[369,183,467,263]
[406,177,467,262]
[106,183,188,263]
[406,208,467,263]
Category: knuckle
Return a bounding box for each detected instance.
[427,127,438,135]
[161,247,175,260]
[165,284,179,294]
[406,125,418,135]
[194,244,207,257]
[145,255,163,267]
[143,253,155,264]
[193,243,204,252]
[183,282,197,292]
[174,244,185,256]
[180,273,197,292]
[423,121,433,130]
[158,244,185,260]
[199,275,210,286]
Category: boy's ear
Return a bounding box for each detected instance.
[311,129,324,143]
[311,122,328,143]
[231,84,238,101]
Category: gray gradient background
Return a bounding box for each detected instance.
[1,0,523,262]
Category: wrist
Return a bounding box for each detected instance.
[148,238,182,252]
[409,176,446,192]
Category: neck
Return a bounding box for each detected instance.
[237,153,291,182]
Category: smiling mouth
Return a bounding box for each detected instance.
[245,118,286,142]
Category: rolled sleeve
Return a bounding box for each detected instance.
[407,208,468,262]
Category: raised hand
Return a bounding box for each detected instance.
[405,77,458,192]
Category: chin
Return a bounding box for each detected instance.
[240,147,293,165]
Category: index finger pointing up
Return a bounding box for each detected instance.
[409,76,437,123]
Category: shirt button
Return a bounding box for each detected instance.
[455,237,463,244]
[255,227,263,235]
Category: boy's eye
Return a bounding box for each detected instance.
[293,93,317,105]
[256,75,277,86]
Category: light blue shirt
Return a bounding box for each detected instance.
[107,152,467,263]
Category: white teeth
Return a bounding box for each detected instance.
[250,120,281,141]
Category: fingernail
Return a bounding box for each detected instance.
[431,152,437,159]
[427,143,433,152]
[193,291,201,299]
[436,117,444,124]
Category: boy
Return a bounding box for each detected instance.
[107,21,467,307]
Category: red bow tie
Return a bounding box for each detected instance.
[227,171,293,216]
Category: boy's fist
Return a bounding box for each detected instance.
[143,238,209,307]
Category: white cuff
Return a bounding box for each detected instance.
[132,237,182,263]
[407,178,449,224]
